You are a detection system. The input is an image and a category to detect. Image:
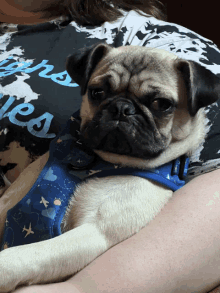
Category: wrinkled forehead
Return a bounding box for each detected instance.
[89,46,179,98]
[108,46,177,65]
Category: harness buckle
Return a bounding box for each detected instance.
[172,155,190,180]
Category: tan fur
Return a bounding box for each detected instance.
[94,108,206,169]
[0,47,213,292]
[83,47,207,168]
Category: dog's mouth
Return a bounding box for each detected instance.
[95,123,132,155]
[81,116,167,159]
[81,120,132,153]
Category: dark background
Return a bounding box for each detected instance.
[162,1,220,48]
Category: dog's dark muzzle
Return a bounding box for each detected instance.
[80,98,167,159]
[107,98,136,121]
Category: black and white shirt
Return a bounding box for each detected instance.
[1,9,220,185]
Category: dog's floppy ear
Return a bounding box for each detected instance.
[176,60,220,116]
[66,42,112,95]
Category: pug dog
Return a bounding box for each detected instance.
[0,43,219,292]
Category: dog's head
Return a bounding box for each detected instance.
[66,43,220,167]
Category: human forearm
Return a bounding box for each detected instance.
[14,168,220,293]
[67,168,220,293]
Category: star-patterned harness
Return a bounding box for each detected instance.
[0,111,189,250]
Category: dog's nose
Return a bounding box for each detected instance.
[109,99,136,118]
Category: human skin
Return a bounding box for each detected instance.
[11,168,220,293]
[1,2,220,292]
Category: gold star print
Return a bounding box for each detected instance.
[70,116,75,121]
[54,198,62,206]
[22,223,34,238]
[88,170,102,176]
[40,196,49,208]
[56,138,62,143]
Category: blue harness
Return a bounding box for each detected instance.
[0,111,189,251]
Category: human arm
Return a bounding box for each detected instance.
[13,168,220,293]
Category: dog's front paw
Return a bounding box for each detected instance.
[0,247,35,292]
[0,249,20,292]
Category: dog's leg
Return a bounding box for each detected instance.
[0,223,109,292]
[0,176,172,292]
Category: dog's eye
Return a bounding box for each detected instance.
[91,89,105,100]
[150,98,173,112]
